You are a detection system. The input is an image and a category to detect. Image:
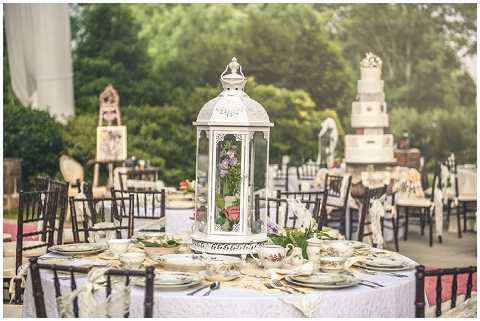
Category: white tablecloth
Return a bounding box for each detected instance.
[103,202,194,234]
[22,263,416,318]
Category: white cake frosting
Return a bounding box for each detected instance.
[351,101,388,127]
[345,134,395,164]
[345,52,395,165]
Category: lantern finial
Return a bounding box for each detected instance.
[229,57,240,74]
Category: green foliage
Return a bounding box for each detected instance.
[335,4,476,111]
[71,4,164,113]
[390,105,476,168]
[3,104,66,188]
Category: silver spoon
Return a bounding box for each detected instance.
[202,281,220,296]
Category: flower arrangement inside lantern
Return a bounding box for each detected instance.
[191,57,273,255]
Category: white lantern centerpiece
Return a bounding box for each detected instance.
[191,57,273,255]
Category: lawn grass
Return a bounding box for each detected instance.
[3,209,18,220]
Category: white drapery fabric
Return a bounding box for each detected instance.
[5,4,74,123]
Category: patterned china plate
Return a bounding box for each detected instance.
[151,254,241,272]
[132,272,202,290]
[49,243,107,256]
[286,273,360,289]
[354,255,415,271]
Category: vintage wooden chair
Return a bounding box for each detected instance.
[318,174,352,236]
[111,189,166,230]
[69,195,134,243]
[29,257,155,317]
[453,164,477,238]
[296,161,321,191]
[255,195,321,229]
[357,185,388,247]
[276,190,324,209]
[396,165,440,247]
[415,265,476,317]
[271,163,290,192]
[10,190,59,303]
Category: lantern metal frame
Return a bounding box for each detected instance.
[191,58,273,255]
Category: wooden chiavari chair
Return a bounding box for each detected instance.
[13,190,59,303]
[29,257,155,318]
[296,162,321,191]
[357,185,388,247]
[69,195,134,243]
[271,164,290,192]
[254,195,321,229]
[415,265,476,317]
[276,190,324,209]
[318,174,352,235]
[111,189,166,231]
[396,164,440,247]
[453,164,477,238]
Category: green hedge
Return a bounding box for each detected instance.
[3,104,66,188]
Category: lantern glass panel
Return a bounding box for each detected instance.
[248,131,268,234]
[214,134,243,233]
[195,130,209,232]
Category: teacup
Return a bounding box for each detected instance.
[250,244,294,269]
[107,239,131,257]
[205,260,240,282]
[320,240,354,258]
[119,252,145,269]
[319,256,347,273]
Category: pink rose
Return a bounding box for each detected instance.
[224,206,240,222]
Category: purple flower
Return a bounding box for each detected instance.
[267,220,280,234]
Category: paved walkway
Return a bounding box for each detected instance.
[387,225,477,268]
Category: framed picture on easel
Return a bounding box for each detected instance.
[96,125,127,162]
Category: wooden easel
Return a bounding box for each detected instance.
[93,84,122,188]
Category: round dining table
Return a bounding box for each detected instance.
[22,253,416,318]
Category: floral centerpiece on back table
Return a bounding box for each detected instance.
[215,141,242,232]
[268,223,342,259]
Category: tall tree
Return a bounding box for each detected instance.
[72,4,163,113]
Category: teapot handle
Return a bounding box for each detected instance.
[285,243,295,261]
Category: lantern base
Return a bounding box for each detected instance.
[190,232,269,255]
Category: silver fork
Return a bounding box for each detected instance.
[264,282,292,294]
[271,279,306,294]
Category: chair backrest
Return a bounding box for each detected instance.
[33,176,69,245]
[296,162,320,181]
[16,190,58,270]
[324,174,352,207]
[255,196,320,228]
[59,155,84,185]
[415,265,476,317]
[111,188,166,219]
[29,257,155,318]
[276,190,323,208]
[454,164,477,197]
[271,164,290,192]
[69,195,134,243]
[357,185,387,245]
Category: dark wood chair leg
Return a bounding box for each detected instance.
[446,199,451,227]
[428,210,433,247]
[456,203,462,238]
[392,216,399,252]
[420,209,425,236]
[462,202,467,232]
[404,207,409,241]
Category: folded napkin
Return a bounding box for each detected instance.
[281,294,321,318]
[270,261,314,280]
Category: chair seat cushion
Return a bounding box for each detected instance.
[2,304,23,318]
[396,197,432,208]
[458,194,477,202]
[3,240,47,257]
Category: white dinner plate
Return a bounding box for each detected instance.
[286,273,360,289]
[49,243,107,256]
[132,272,202,290]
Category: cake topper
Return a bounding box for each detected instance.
[361,52,383,68]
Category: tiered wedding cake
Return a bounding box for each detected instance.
[345,53,396,164]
